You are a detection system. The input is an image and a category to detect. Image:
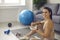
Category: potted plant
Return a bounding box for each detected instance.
[33,0,47,10]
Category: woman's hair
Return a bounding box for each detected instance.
[43,7,52,20]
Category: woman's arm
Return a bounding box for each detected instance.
[31,20,45,26]
[36,22,53,38]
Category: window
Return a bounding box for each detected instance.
[0,0,1,3]
[5,0,20,3]
[0,0,25,6]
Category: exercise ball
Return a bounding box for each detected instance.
[19,10,34,25]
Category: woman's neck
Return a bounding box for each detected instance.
[44,17,51,21]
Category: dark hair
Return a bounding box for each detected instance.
[43,7,52,20]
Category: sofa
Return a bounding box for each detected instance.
[34,4,60,32]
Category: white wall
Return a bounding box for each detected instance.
[0,0,33,22]
[48,0,60,3]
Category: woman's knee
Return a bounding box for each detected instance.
[31,22,36,26]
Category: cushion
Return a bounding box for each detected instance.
[52,15,60,24]
[57,4,60,15]
[44,4,59,15]
[33,10,41,15]
[34,14,44,21]
[54,23,60,31]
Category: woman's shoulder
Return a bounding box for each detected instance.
[43,20,54,25]
[46,19,53,23]
[47,20,54,26]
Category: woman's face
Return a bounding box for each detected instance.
[42,9,50,19]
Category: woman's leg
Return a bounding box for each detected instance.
[22,23,43,39]
[25,30,36,37]
[26,23,43,37]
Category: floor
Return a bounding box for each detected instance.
[0,22,60,40]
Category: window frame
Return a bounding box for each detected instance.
[0,0,25,6]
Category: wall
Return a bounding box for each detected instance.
[0,0,33,23]
[48,0,60,3]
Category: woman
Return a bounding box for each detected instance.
[21,7,54,40]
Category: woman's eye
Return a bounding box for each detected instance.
[42,12,47,13]
[45,12,47,13]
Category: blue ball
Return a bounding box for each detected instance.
[19,10,34,25]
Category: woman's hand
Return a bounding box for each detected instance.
[30,25,38,30]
